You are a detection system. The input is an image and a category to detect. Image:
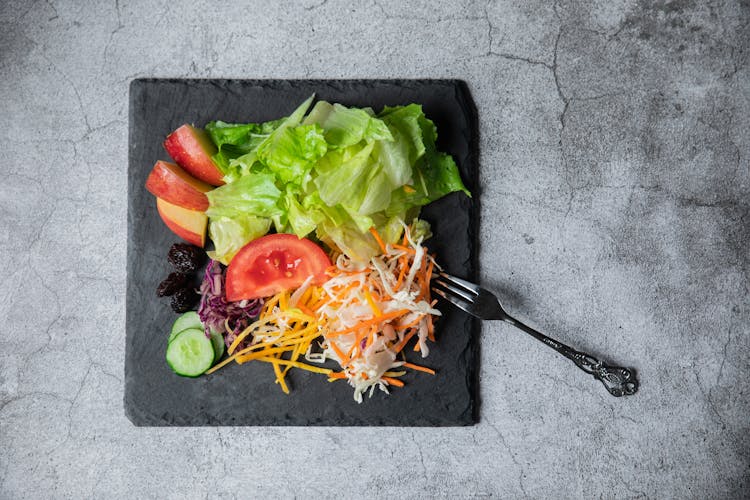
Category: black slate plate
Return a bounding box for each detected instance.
[126,79,480,426]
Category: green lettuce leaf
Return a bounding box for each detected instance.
[206,96,315,183]
[205,172,282,218]
[313,142,375,208]
[205,119,284,177]
[304,101,392,148]
[201,96,470,264]
[284,188,324,238]
[207,215,271,265]
[257,124,327,185]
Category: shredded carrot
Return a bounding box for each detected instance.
[403,185,416,193]
[392,244,415,254]
[403,362,436,375]
[382,377,404,387]
[426,314,435,342]
[394,254,408,290]
[397,314,424,330]
[369,227,387,253]
[299,287,314,306]
[393,329,419,353]
[326,309,411,337]
[329,341,349,364]
[296,304,316,317]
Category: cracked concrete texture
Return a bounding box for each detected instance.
[1,0,748,497]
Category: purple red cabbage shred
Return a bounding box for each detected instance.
[198,260,262,347]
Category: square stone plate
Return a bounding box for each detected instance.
[126,79,479,426]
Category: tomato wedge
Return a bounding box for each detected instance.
[225,234,331,301]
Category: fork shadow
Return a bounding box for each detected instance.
[481,278,528,313]
[481,278,640,376]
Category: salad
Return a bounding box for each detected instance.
[145,96,470,402]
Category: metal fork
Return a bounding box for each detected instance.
[432,272,638,397]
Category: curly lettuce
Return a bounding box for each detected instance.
[202,96,470,263]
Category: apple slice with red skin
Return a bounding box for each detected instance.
[156,198,208,247]
[163,124,225,186]
[145,160,212,211]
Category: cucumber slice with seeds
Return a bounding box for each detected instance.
[166,328,215,377]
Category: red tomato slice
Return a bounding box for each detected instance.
[226,234,331,301]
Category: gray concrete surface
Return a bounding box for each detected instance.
[1,0,748,498]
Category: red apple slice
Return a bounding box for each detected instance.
[163,124,225,186]
[156,198,208,247]
[145,160,212,211]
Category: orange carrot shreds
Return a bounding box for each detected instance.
[329,340,349,364]
[413,342,421,352]
[425,258,435,282]
[403,362,436,375]
[382,377,404,387]
[393,328,419,353]
[369,227,387,253]
[391,244,416,254]
[296,304,316,317]
[299,287,315,306]
[396,314,424,331]
[328,371,347,379]
[394,254,408,290]
[326,309,412,337]
[427,314,435,342]
[313,222,444,402]
[346,334,364,360]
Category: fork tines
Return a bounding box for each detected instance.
[432,272,479,314]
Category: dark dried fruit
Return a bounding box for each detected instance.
[167,243,206,273]
[156,272,189,297]
[171,287,198,313]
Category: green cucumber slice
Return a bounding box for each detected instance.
[166,328,215,377]
[210,330,225,363]
[170,311,202,343]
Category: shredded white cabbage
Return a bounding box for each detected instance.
[317,225,441,401]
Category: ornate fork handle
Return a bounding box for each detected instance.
[504,314,638,397]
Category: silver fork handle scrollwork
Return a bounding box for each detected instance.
[433,273,639,397]
[503,315,638,397]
